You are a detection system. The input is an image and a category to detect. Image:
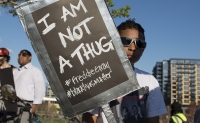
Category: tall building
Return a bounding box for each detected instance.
[44,84,59,107]
[153,58,200,106]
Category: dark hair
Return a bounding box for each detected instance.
[171,109,183,115]
[117,18,145,40]
[171,101,183,115]
[19,49,32,56]
[4,55,10,62]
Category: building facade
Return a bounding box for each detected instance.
[44,84,59,107]
[153,58,200,105]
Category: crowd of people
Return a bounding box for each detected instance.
[0,18,200,123]
[0,48,46,122]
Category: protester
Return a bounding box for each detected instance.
[13,49,46,123]
[82,19,167,123]
[0,47,17,122]
[0,47,16,70]
[170,101,188,123]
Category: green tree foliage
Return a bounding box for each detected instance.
[0,0,131,18]
[0,0,28,15]
[105,0,131,18]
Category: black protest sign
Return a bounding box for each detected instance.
[32,0,129,105]
[16,0,140,117]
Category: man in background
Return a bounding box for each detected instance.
[170,101,188,123]
[13,49,46,123]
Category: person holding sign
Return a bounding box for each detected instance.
[82,19,167,123]
[13,50,46,123]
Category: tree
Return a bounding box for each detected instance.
[105,0,131,18]
[0,0,28,15]
[0,0,131,18]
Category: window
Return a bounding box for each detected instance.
[184,96,189,98]
[198,69,200,73]
[184,65,188,68]
[198,83,200,86]
[184,86,189,90]
[178,91,182,94]
[184,100,189,103]
[191,91,196,94]
[172,90,176,93]
[184,73,188,76]
[198,74,200,77]
[172,95,176,98]
[191,78,195,81]
[190,70,195,73]
[184,91,189,94]
[178,87,182,90]
[198,78,200,81]
[173,86,176,89]
[172,77,176,80]
[184,78,189,81]
[178,77,182,81]
[191,101,195,104]
[178,65,182,68]
[172,64,176,67]
[190,65,195,68]
[198,65,200,68]
[172,73,176,76]
[184,82,188,85]
[198,87,200,90]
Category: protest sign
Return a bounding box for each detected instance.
[16,0,139,118]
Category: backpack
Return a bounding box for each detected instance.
[171,114,189,123]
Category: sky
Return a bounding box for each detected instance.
[0,0,200,78]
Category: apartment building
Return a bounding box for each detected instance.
[153,58,200,105]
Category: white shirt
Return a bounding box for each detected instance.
[13,63,46,104]
[89,67,167,123]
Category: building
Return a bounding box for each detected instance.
[43,84,59,108]
[46,84,55,98]
[153,58,200,106]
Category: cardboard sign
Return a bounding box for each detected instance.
[16,0,139,118]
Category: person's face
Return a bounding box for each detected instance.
[120,29,145,65]
[0,56,6,66]
[18,52,31,66]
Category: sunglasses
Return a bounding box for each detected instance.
[120,37,146,49]
[18,52,29,57]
